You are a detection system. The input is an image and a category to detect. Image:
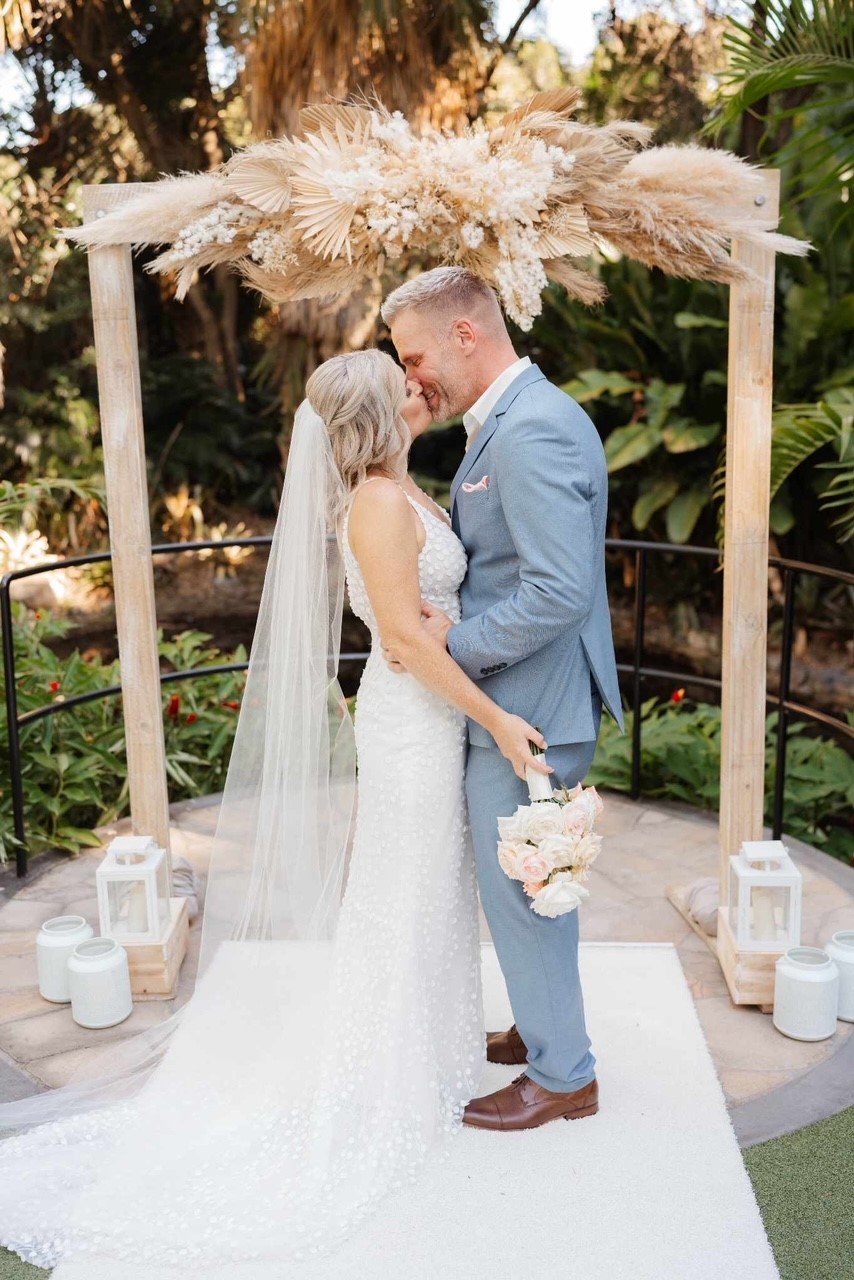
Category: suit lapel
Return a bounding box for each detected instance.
[450,365,546,517]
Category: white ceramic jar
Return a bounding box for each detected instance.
[825,931,854,1022]
[67,937,133,1029]
[773,946,839,1041]
[36,915,94,1003]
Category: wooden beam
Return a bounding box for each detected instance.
[82,185,172,875]
[719,171,780,912]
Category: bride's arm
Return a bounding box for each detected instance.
[347,479,552,782]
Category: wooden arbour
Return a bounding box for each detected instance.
[81,169,782,1005]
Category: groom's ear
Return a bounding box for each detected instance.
[451,318,477,355]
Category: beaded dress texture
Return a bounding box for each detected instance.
[0,484,484,1278]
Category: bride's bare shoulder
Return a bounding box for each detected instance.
[349,477,407,518]
[347,477,412,545]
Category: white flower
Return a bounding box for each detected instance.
[248,228,298,273]
[461,220,485,249]
[523,804,565,843]
[530,873,590,918]
[497,804,535,843]
[498,841,537,882]
[538,833,579,872]
[573,832,602,872]
[169,202,260,264]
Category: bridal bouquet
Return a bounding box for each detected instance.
[497,748,604,918]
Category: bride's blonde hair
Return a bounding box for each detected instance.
[305,349,409,511]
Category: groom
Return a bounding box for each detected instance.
[382,267,625,1131]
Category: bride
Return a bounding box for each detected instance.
[0,348,550,1276]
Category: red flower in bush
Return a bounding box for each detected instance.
[35,611,43,621]
[167,694,181,718]
[222,700,240,711]
[186,712,198,725]
[49,680,61,692]
[671,688,686,704]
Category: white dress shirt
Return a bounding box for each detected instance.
[463,356,532,451]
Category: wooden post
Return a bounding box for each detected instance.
[715,169,780,1005]
[82,185,172,870]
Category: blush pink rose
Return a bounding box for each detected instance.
[519,849,552,883]
[523,880,546,898]
[498,841,536,881]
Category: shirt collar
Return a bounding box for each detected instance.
[462,356,532,450]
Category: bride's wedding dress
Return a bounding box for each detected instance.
[0,480,484,1276]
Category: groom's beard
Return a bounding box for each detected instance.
[424,371,471,423]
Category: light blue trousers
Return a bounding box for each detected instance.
[465,690,602,1093]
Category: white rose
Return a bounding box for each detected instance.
[562,791,600,837]
[497,805,535,843]
[530,873,590,918]
[537,833,578,873]
[573,832,602,873]
[524,803,565,843]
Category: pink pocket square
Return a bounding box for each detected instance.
[462,475,490,494]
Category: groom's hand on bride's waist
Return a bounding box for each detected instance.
[381,601,453,672]
[420,600,453,649]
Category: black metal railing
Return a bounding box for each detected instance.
[2,536,852,877]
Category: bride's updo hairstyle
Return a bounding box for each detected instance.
[305,349,409,512]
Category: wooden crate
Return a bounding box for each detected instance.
[716,906,779,1010]
[124,896,189,999]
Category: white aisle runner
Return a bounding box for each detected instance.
[52,942,780,1280]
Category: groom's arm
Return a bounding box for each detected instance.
[446,402,597,679]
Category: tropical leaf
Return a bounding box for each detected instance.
[632,477,680,530]
[662,420,721,453]
[561,369,637,403]
[674,311,728,330]
[644,379,685,430]
[705,0,854,217]
[768,402,843,499]
[604,422,663,472]
[666,486,709,543]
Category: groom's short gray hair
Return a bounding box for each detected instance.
[381,266,501,326]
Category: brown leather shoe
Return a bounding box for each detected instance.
[463,1072,598,1131]
[485,1023,528,1065]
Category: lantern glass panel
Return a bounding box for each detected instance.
[107,879,150,936]
[749,883,791,944]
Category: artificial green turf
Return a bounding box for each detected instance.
[1,1106,852,1278]
[743,1104,854,1280]
[0,1252,44,1278]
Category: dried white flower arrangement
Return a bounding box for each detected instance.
[68,90,809,330]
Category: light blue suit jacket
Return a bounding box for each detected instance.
[447,363,625,749]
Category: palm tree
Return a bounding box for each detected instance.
[707,0,854,209]
[238,0,494,138]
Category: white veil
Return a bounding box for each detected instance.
[0,398,356,1136]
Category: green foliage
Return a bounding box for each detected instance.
[0,606,246,865]
[708,0,854,217]
[589,695,854,864]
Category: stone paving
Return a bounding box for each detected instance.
[1,790,852,1144]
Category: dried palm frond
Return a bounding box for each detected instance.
[223,155,292,214]
[64,91,811,329]
[299,102,375,139]
[536,205,595,259]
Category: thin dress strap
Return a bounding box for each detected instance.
[345,474,406,506]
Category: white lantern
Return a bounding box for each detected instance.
[726,839,802,953]
[96,835,171,944]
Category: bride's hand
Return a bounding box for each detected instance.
[492,715,553,783]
